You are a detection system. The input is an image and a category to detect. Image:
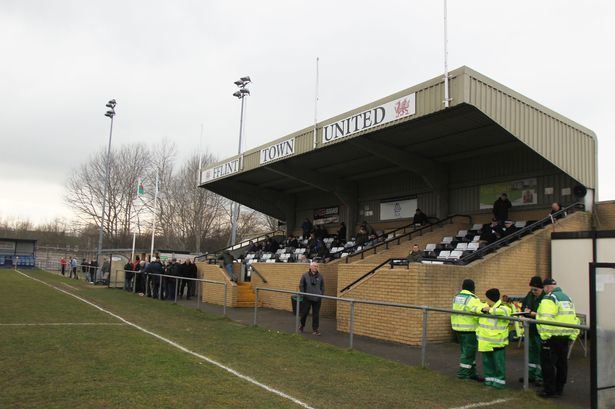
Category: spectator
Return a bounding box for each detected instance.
[287,235,299,249]
[69,257,79,279]
[549,202,565,221]
[218,251,237,282]
[492,193,512,224]
[361,220,375,237]
[406,244,423,263]
[144,257,163,298]
[299,261,325,336]
[88,259,98,283]
[412,209,429,226]
[500,220,517,238]
[480,219,502,245]
[60,257,67,276]
[81,258,88,277]
[302,218,313,239]
[355,226,369,246]
[124,259,133,291]
[315,225,327,240]
[248,241,258,252]
[337,222,347,243]
[132,256,142,293]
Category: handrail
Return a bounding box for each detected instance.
[249,264,268,284]
[339,214,472,263]
[254,286,590,330]
[216,228,286,254]
[454,202,584,265]
[339,258,396,293]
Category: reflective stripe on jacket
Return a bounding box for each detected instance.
[476,300,511,352]
[451,290,483,332]
[536,287,580,341]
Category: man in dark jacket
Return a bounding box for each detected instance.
[337,222,347,243]
[519,276,545,386]
[412,209,429,226]
[218,251,237,282]
[145,257,164,298]
[493,193,512,223]
[299,261,325,335]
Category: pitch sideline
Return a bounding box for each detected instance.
[13,269,315,409]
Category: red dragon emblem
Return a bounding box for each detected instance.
[394,98,410,118]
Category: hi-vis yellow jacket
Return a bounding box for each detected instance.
[536,287,579,341]
[476,300,511,352]
[451,290,483,332]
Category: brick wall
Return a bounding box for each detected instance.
[250,262,338,318]
[196,262,237,307]
[595,201,615,230]
[336,211,592,345]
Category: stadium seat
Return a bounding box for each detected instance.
[425,243,436,252]
[440,236,453,245]
[437,250,450,260]
[448,250,463,260]
[455,243,468,251]
[467,242,480,251]
[514,221,527,228]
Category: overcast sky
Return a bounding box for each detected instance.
[1,0,613,225]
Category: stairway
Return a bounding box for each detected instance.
[235,282,259,308]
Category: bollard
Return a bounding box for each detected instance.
[196,280,201,311]
[223,283,227,316]
[174,277,178,304]
[253,288,259,327]
[159,275,163,300]
[295,292,301,333]
[421,307,428,368]
[349,301,355,349]
[523,319,530,391]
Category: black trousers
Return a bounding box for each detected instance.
[541,336,570,394]
[300,300,321,331]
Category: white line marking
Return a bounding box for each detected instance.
[0,323,125,326]
[14,270,315,409]
[449,398,513,409]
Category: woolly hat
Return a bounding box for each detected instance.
[462,279,475,292]
[543,278,557,286]
[529,276,543,288]
[486,288,500,302]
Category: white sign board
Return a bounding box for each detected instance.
[322,93,416,144]
[379,198,417,221]
[260,138,295,164]
[201,159,240,183]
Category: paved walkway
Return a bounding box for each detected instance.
[172,297,589,408]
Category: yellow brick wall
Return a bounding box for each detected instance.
[336,211,592,345]
[250,262,338,318]
[196,262,237,307]
[595,201,615,230]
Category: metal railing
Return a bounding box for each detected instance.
[35,260,229,316]
[252,286,589,391]
[249,264,268,283]
[196,228,287,262]
[113,269,228,316]
[455,202,584,265]
[340,214,472,263]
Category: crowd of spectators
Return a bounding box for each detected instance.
[122,256,198,300]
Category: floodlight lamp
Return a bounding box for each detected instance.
[232,91,242,98]
[105,110,115,117]
[234,80,243,86]
[240,76,251,83]
[239,88,250,95]
[107,99,116,107]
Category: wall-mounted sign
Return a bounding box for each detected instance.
[201,159,240,183]
[260,138,295,164]
[313,206,340,225]
[322,92,416,145]
[380,198,417,221]
[479,178,538,209]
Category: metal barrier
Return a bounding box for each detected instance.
[114,269,228,316]
[253,286,589,391]
[35,260,228,316]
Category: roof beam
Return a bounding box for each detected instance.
[350,138,447,188]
